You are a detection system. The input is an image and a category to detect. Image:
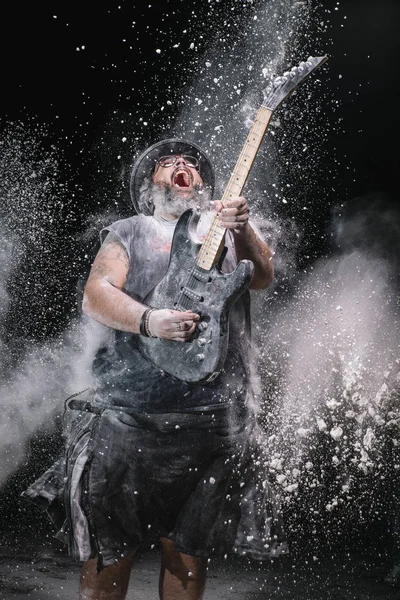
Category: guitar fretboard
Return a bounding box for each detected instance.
[196,106,273,270]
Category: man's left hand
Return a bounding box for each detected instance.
[212,197,250,231]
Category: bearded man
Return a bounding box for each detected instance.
[25,139,286,600]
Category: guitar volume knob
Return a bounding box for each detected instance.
[197,338,207,347]
[195,353,205,362]
[197,321,208,331]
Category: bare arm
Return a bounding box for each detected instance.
[82,232,199,340]
[82,233,143,331]
[214,198,274,290]
[232,222,274,290]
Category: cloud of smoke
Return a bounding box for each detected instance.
[255,194,400,520]
[333,192,400,263]
[267,251,398,420]
[0,123,108,486]
[0,319,99,485]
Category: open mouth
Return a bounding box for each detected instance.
[173,169,192,188]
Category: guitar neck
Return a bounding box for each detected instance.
[196,106,273,271]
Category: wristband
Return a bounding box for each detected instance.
[145,308,157,337]
[140,308,157,337]
[139,308,151,337]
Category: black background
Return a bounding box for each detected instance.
[2,0,399,242]
[2,0,400,200]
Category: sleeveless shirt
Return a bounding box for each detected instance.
[91,213,253,413]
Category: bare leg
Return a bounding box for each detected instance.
[80,549,137,600]
[159,537,207,600]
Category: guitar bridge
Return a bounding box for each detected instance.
[174,303,186,311]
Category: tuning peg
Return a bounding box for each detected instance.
[273,76,283,87]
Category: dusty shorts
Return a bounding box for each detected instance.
[24,390,288,569]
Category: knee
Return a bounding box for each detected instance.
[160,538,207,584]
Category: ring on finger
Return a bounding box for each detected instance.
[176,322,182,331]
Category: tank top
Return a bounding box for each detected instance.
[91,212,253,413]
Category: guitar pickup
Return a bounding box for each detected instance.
[180,287,204,302]
[192,268,212,283]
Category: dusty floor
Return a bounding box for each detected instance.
[0,538,399,600]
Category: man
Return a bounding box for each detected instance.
[25,139,286,600]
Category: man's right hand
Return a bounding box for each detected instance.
[148,309,200,342]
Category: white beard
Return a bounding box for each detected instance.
[151,182,212,217]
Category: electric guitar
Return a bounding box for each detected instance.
[138,55,328,383]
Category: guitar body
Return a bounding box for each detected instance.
[137,209,254,383]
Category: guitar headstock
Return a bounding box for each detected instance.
[262,55,328,111]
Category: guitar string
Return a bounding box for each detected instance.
[178,215,221,306]
[176,110,272,309]
[176,158,248,308]
[221,110,270,200]
[177,121,266,308]
[201,115,269,252]
[196,117,266,266]
[177,214,222,307]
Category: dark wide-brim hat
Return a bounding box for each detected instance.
[130,138,215,215]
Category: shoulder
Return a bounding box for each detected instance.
[100,214,154,243]
[103,214,141,233]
